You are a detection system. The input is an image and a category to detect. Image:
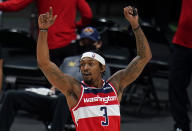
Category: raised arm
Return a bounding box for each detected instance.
[108,6,152,99]
[37,7,81,100]
[0,0,33,12]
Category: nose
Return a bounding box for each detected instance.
[84,64,89,70]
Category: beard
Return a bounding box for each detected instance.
[84,78,94,85]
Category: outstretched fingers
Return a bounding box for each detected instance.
[38,7,57,29]
[48,7,57,23]
[49,7,53,18]
[53,14,57,22]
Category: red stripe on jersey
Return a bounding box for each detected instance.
[71,81,120,131]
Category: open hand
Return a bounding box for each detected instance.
[38,7,57,30]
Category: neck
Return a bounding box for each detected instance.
[84,79,104,88]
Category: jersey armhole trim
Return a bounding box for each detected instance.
[108,82,120,104]
[71,84,84,111]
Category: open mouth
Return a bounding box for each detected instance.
[83,73,91,77]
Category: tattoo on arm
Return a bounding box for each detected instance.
[123,58,143,82]
[134,29,148,58]
[109,27,151,98]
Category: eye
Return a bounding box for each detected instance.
[80,63,85,67]
[88,62,94,66]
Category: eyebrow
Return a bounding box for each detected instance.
[80,58,94,61]
[80,59,97,63]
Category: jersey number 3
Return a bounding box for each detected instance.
[100,107,109,126]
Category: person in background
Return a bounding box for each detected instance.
[0,26,111,131]
[37,6,152,131]
[0,0,93,66]
[169,0,192,131]
[60,26,111,82]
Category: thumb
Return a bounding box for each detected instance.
[53,15,57,22]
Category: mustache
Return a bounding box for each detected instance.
[82,71,91,75]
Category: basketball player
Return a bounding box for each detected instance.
[37,6,152,131]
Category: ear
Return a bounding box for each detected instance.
[101,65,106,73]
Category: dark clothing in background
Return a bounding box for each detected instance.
[169,0,192,130]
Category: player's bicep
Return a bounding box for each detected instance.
[109,56,147,90]
[41,62,79,94]
[121,57,147,88]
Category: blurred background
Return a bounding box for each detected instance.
[0,0,192,131]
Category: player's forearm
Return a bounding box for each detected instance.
[36,30,71,95]
[133,25,152,62]
[0,0,33,11]
[37,30,50,68]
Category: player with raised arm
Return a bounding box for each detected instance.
[37,6,152,131]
